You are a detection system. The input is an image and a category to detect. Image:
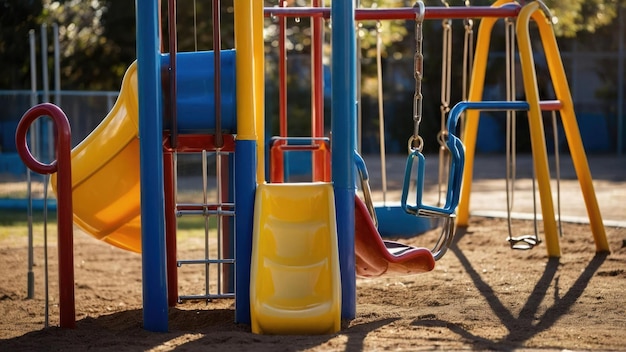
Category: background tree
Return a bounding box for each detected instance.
[3,0,623,90]
[1,0,623,152]
[0,0,43,89]
[43,0,135,90]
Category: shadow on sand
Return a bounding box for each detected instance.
[0,304,400,351]
[410,226,608,351]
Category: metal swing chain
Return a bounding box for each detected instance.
[405,1,455,261]
[437,3,452,207]
[438,22,451,138]
[504,17,517,241]
[552,110,564,238]
[408,1,425,154]
[438,1,452,135]
[460,0,474,137]
[375,20,388,205]
[504,17,540,250]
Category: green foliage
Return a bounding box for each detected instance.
[1,0,624,151]
[40,0,136,90]
[3,0,623,91]
[545,0,624,37]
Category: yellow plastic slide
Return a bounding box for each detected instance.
[52,62,142,253]
[250,183,341,335]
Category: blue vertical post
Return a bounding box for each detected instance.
[234,141,256,324]
[331,0,357,320]
[233,0,261,324]
[136,0,169,332]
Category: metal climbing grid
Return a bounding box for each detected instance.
[173,147,236,302]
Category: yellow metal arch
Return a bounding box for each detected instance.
[516,2,609,256]
[458,0,609,257]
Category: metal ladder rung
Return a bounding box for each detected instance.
[178,293,235,302]
[177,258,235,266]
[176,203,235,216]
[176,202,235,208]
[176,209,235,217]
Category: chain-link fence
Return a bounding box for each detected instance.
[0,91,117,178]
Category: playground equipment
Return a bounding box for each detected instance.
[15,0,609,335]
[456,0,610,257]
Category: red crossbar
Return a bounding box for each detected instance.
[265,4,522,21]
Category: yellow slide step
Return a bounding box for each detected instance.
[250,183,341,335]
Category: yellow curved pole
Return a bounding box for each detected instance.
[516,3,560,257]
[518,2,609,254]
[457,0,518,226]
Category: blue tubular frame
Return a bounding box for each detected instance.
[402,101,530,217]
[331,0,357,320]
[136,0,169,333]
[234,140,256,324]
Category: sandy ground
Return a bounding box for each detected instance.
[1,154,625,351]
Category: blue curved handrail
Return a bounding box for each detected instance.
[401,100,530,217]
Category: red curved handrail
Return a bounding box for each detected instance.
[15,103,75,329]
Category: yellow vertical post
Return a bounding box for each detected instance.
[234,0,257,142]
[457,0,517,226]
[516,4,560,257]
[253,0,265,183]
[520,3,609,253]
[233,0,265,183]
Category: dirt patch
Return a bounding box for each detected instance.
[2,154,625,350]
[1,217,625,351]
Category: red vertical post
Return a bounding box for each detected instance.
[16,103,75,328]
[162,144,178,307]
[167,0,178,148]
[270,140,286,183]
[279,0,288,138]
[213,0,224,148]
[311,0,328,182]
[270,0,289,183]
